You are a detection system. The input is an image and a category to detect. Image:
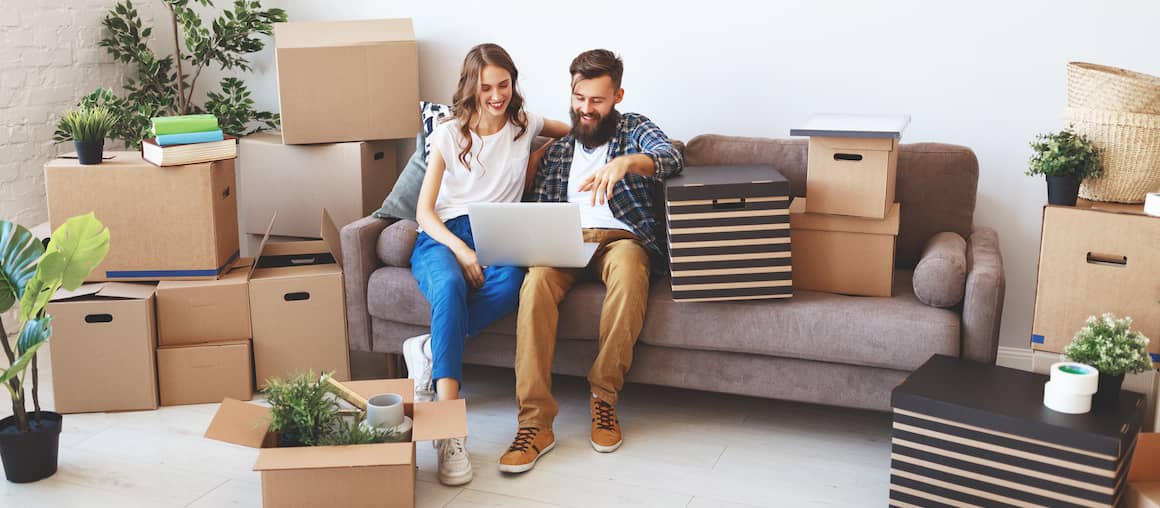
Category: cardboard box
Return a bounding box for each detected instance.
[274,18,419,144]
[805,136,898,219]
[44,152,239,281]
[205,378,467,508]
[249,211,351,386]
[1129,434,1160,508]
[238,132,400,237]
[1031,205,1160,361]
[158,340,253,406]
[47,283,159,413]
[788,198,900,297]
[1034,350,1159,432]
[156,258,253,347]
[665,165,793,302]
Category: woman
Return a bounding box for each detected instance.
[403,43,569,486]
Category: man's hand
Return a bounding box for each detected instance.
[453,246,485,289]
[578,157,632,206]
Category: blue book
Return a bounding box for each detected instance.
[155,129,225,146]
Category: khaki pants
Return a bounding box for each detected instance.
[515,228,651,428]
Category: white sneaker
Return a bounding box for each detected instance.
[436,437,473,486]
[402,334,434,401]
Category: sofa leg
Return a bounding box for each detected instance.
[386,353,400,379]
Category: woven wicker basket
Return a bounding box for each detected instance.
[1067,62,1160,114]
[1064,107,1160,203]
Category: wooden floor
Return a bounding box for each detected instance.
[1,345,892,507]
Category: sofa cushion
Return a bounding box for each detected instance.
[638,270,959,371]
[376,220,419,268]
[373,132,427,221]
[912,232,967,308]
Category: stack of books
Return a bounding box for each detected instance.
[142,114,237,166]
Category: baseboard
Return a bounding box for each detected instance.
[995,346,1034,372]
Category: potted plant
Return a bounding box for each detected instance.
[1064,313,1152,407]
[0,214,109,483]
[1026,128,1103,206]
[52,106,117,165]
[264,371,402,447]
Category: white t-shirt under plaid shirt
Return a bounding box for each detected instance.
[428,112,545,222]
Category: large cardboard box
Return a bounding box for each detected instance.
[804,136,898,219]
[1129,434,1160,508]
[47,283,159,413]
[274,18,419,144]
[158,340,253,406]
[249,212,350,386]
[788,198,900,297]
[238,132,400,237]
[1034,350,1159,432]
[205,378,466,508]
[1031,205,1160,361]
[156,258,253,347]
[44,153,239,281]
[665,165,793,302]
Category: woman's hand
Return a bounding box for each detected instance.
[453,246,485,289]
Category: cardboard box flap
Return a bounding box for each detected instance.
[248,213,278,280]
[321,208,343,269]
[205,398,273,448]
[789,198,900,235]
[51,282,155,301]
[253,442,412,471]
[274,18,414,49]
[411,399,468,441]
[1130,433,1160,482]
[790,114,910,139]
[252,210,342,270]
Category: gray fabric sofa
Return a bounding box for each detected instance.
[340,135,1005,411]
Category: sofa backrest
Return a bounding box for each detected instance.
[682,135,979,268]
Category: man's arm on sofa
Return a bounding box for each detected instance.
[342,215,393,352]
[961,226,1005,364]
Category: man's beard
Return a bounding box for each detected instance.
[570,107,620,149]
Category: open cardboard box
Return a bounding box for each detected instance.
[205,378,467,508]
[1129,433,1160,508]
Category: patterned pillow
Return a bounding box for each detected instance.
[420,101,452,163]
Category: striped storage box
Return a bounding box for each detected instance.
[665,165,791,302]
[891,355,1146,508]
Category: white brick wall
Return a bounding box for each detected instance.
[1,1,167,333]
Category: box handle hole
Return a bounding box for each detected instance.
[373,151,385,160]
[712,198,746,210]
[1086,252,1126,267]
[222,186,231,199]
[284,292,311,302]
[834,153,863,161]
[84,314,113,323]
[289,255,318,265]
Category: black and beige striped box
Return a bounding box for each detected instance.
[891,355,1146,508]
[665,165,791,302]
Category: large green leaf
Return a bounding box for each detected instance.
[17,315,52,355]
[0,221,44,313]
[0,341,44,386]
[18,252,61,324]
[46,213,110,291]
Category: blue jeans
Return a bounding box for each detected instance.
[410,215,525,385]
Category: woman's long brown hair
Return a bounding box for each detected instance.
[449,43,528,170]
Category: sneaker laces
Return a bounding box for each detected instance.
[507,427,539,453]
[441,437,466,458]
[592,399,617,431]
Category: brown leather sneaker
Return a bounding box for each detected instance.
[497,426,555,473]
[590,395,622,452]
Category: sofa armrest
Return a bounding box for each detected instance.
[342,215,393,352]
[961,226,1005,364]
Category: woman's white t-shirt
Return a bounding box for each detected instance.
[428,112,545,222]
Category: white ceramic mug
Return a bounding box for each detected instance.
[366,393,404,429]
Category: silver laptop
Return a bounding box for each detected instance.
[467,203,598,268]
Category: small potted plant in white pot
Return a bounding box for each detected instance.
[1063,313,1152,407]
[52,106,117,165]
[1026,128,1102,206]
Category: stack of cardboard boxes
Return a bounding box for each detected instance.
[1030,198,1160,431]
[788,114,909,297]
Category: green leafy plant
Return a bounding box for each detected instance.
[1064,313,1152,376]
[52,106,119,143]
[264,371,340,447]
[67,0,286,148]
[318,418,404,446]
[1026,128,1103,179]
[1,214,110,432]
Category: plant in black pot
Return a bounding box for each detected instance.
[0,214,109,483]
[1064,313,1152,408]
[53,106,117,165]
[1026,128,1102,206]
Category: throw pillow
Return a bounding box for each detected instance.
[376,220,419,268]
[372,131,427,221]
[421,101,452,164]
[912,232,967,308]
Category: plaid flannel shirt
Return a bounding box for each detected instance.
[529,112,683,271]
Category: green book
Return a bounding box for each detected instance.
[151,114,219,136]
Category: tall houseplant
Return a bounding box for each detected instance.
[1026,128,1103,206]
[59,0,286,148]
[0,214,110,482]
[1064,313,1152,407]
